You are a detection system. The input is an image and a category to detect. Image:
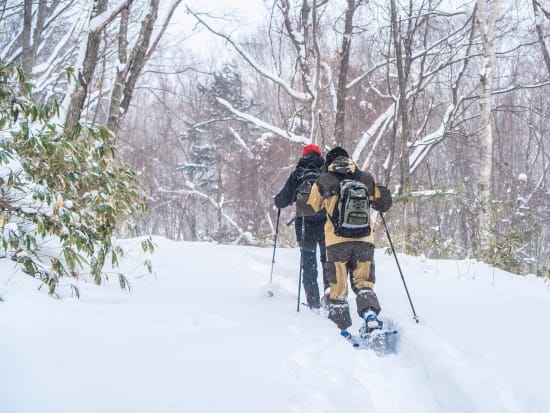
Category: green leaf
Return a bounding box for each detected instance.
[118,274,131,292]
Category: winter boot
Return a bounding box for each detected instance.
[328,299,352,330]
[359,309,383,337]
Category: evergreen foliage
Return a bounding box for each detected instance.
[0,63,153,296]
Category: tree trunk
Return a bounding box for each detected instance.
[63,0,108,137]
[216,152,224,242]
[22,0,33,76]
[476,0,500,255]
[107,0,181,137]
[107,2,131,133]
[309,0,322,144]
[532,0,550,77]
[334,0,356,147]
[31,0,49,65]
[390,0,412,196]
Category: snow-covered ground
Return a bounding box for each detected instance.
[1,237,549,413]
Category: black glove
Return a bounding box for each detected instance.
[372,185,392,213]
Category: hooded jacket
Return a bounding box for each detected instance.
[306,155,392,246]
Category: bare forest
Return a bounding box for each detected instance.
[1,0,549,282]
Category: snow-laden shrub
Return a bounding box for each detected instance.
[0,63,153,296]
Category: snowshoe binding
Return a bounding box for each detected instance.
[339,310,399,355]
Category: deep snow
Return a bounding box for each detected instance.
[1,237,549,413]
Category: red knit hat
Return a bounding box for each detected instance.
[302,144,322,156]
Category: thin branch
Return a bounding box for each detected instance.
[216,97,308,144]
[186,6,311,102]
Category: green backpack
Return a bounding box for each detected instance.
[331,179,371,238]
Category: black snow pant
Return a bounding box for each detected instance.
[295,216,328,309]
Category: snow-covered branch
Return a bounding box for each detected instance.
[410,188,456,197]
[186,6,311,102]
[216,97,308,144]
[353,103,395,165]
[347,13,472,89]
[409,104,455,175]
[90,1,132,34]
[228,127,255,159]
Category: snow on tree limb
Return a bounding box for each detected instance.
[90,1,132,34]
[410,188,456,197]
[215,97,308,144]
[228,127,255,159]
[353,103,395,164]
[186,6,311,102]
[409,104,455,175]
[33,12,88,98]
[492,81,550,95]
[347,13,472,90]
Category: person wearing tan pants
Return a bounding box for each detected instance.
[307,147,392,331]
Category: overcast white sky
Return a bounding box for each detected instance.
[166,0,266,55]
[185,0,265,20]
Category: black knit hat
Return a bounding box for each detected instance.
[325,146,349,166]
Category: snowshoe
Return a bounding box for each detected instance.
[360,310,384,335]
[340,312,399,355]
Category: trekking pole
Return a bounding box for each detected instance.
[297,217,305,312]
[380,213,420,323]
[267,208,281,297]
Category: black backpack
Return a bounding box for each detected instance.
[294,167,321,217]
[331,179,371,238]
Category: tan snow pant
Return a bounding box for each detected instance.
[325,241,381,330]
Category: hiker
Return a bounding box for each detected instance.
[306,146,392,332]
[274,144,328,310]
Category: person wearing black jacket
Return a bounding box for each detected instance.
[274,144,328,310]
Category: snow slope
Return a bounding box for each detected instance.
[1,237,549,413]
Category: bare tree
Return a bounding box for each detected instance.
[532,0,550,77]
[0,0,183,138]
[334,0,359,146]
[1,0,83,100]
[107,0,182,135]
[475,0,500,255]
[96,1,550,274]
[187,0,372,148]
[62,0,110,137]
[389,0,412,195]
